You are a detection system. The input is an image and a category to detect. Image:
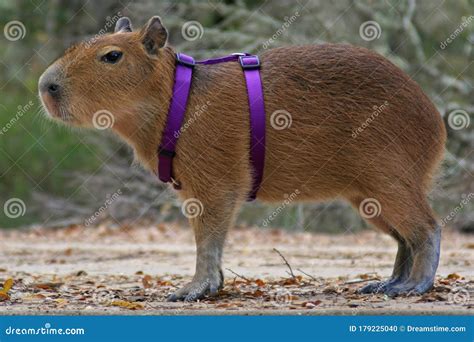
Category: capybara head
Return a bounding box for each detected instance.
[38,16,170,129]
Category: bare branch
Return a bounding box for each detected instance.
[225,268,250,282]
[273,248,295,279]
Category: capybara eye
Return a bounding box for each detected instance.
[101,51,123,64]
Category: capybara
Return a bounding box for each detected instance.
[38,16,446,301]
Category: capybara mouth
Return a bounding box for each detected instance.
[39,92,61,118]
[39,93,74,123]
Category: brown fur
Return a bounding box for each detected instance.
[39,17,446,299]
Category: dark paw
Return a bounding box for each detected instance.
[167,275,222,302]
[383,280,434,297]
[358,279,398,294]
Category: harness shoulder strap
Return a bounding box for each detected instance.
[157,53,194,188]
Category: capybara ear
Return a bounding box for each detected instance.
[140,16,168,55]
[115,17,133,33]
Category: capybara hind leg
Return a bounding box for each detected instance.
[350,198,413,294]
[167,192,242,302]
[360,193,440,296]
[359,234,413,294]
[384,224,441,296]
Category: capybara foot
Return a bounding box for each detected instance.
[358,279,397,294]
[383,279,434,297]
[167,272,223,302]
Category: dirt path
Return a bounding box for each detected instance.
[0,224,472,314]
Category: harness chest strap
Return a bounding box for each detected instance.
[157,53,266,201]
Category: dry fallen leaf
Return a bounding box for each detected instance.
[142,275,153,289]
[22,294,47,301]
[281,276,303,286]
[55,298,69,307]
[110,300,144,310]
[417,293,447,302]
[244,289,265,298]
[1,278,13,293]
[254,279,266,287]
[0,278,14,301]
[323,285,341,294]
[303,300,322,308]
[32,282,64,291]
[446,273,463,280]
[156,279,172,286]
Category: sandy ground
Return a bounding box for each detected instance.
[0,223,472,315]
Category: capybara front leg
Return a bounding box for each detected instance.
[167,194,240,302]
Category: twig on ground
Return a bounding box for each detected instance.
[344,277,380,285]
[273,248,296,279]
[297,268,318,282]
[225,268,251,282]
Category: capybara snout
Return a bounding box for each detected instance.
[39,16,446,301]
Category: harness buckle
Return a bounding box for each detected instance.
[158,147,176,158]
[170,177,182,190]
[176,53,195,68]
[239,55,260,69]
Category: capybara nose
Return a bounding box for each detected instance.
[39,64,62,98]
[46,82,60,96]
[39,79,61,98]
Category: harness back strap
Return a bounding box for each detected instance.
[239,55,266,200]
[157,52,266,201]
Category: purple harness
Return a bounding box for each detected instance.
[157,53,266,201]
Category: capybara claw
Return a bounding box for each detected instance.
[166,293,179,302]
[358,281,388,294]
